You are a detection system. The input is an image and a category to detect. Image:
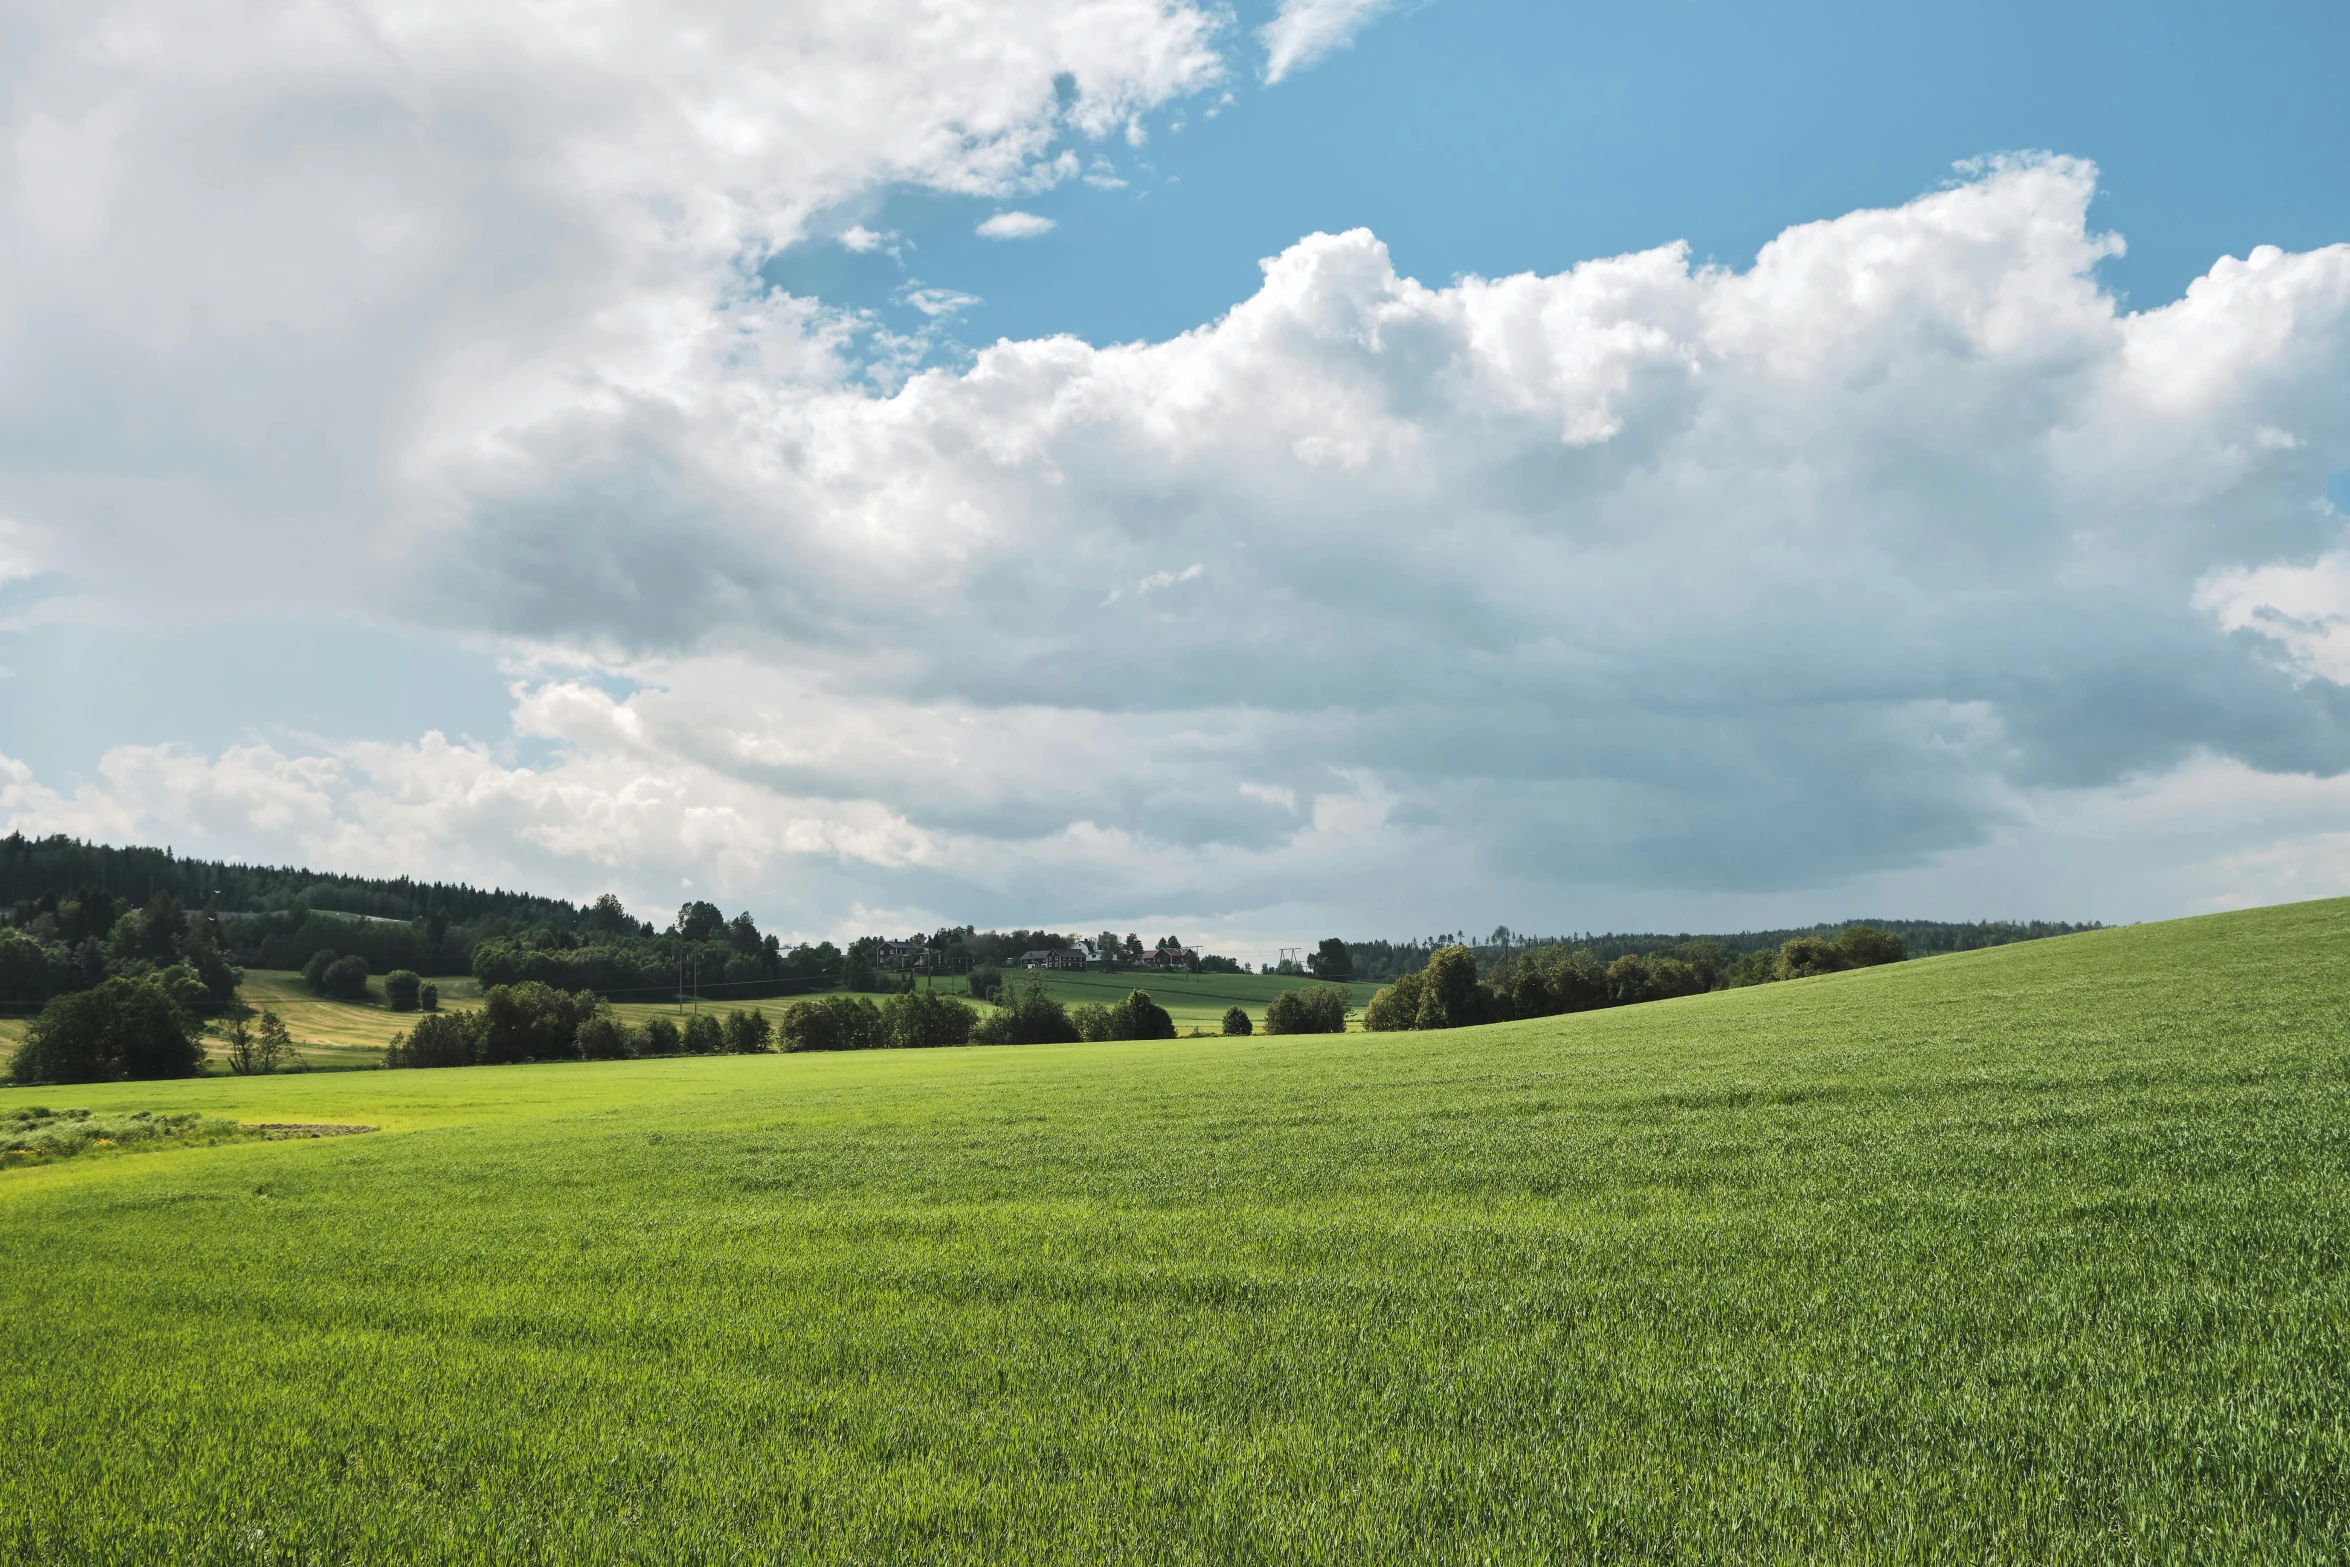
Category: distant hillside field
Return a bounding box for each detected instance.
[3,903,2346,1560]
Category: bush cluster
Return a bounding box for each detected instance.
[302,948,372,1001]
[386,983,1001,1070]
[775,990,981,1051]
[1070,990,1176,1043]
[970,978,1077,1045]
[387,983,606,1068]
[767,980,1181,1056]
[1264,986,1350,1034]
[388,988,812,1067]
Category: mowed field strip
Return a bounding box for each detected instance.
[3,902,2346,1561]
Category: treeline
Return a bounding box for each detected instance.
[381,976,1235,1070]
[0,833,589,930]
[471,898,840,1000]
[1,834,2103,1024]
[1367,925,1911,1030]
[1346,918,2100,982]
[225,907,478,976]
[0,890,241,1013]
[857,927,1243,977]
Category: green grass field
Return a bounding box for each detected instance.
[3,902,2346,1561]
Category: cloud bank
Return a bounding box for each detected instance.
[2,2,2348,941]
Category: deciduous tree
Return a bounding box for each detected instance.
[8,977,205,1084]
[1307,938,1352,981]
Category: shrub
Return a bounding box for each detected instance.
[967,966,1005,1004]
[778,995,884,1052]
[642,1016,682,1055]
[418,982,440,1012]
[1266,985,1350,1035]
[385,1010,488,1069]
[883,989,974,1049]
[722,1009,775,1054]
[1363,970,1424,1031]
[1413,946,1489,1029]
[301,948,338,994]
[1118,990,1178,1040]
[383,969,422,1012]
[682,1013,724,1056]
[1070,990,1176,1042]
[969,977,1078,1046]
[1836,924,1906,967]
[8,978,206,1084]
[312,953,371,1001]
[1222,1005,1252,1036]
[1124,991,1176,1039]
[576,1008,637,1060]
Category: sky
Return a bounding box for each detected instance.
[0,0,2347,961]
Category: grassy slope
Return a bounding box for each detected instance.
[0,903,2344,1562]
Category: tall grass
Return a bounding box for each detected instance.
[2,901,2346,1561]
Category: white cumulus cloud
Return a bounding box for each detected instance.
[977,210,1058,239]
[1262,0,1399,84]
[1,0,2348,942]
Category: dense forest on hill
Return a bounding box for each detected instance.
[0,834,586,929]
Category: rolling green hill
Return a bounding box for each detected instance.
[3,901,2346,1561]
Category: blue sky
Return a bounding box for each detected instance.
[772,0,2350,351]
[1,0,2347,953]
